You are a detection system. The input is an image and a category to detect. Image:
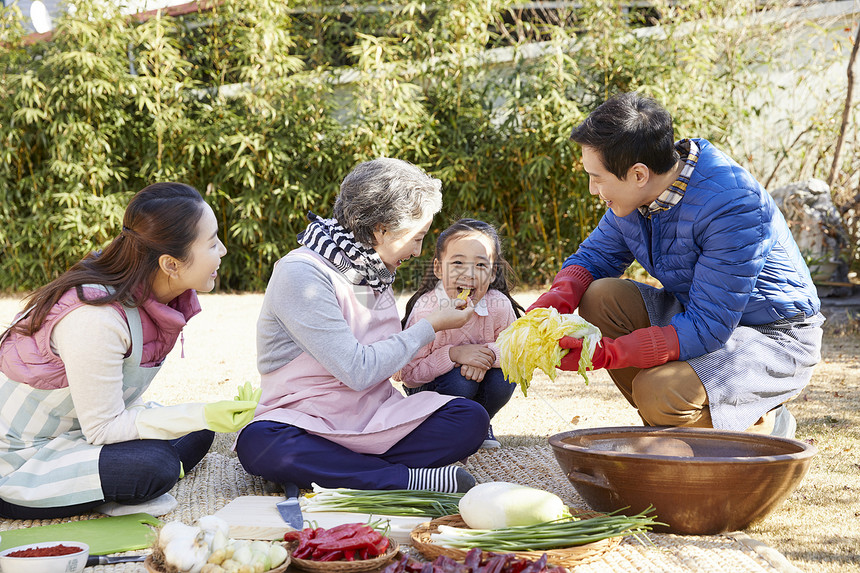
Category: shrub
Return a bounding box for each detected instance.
[0,0,855,292]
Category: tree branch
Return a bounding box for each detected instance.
[828,24,860,188]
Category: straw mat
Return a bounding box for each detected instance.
[0,447,802,573]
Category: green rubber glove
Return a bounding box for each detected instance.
[235,381,263,403]
[203,384,261,433]
[203,399,258,432]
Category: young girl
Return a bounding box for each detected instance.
[0,182,259,520]
[397,219,524,448]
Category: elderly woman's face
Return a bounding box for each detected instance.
[373,219,433,273]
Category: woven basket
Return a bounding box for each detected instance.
[409,514,621,568]
[144,549,291,573]
[289,539,399,573]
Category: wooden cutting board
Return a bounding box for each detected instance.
[213,496,430,544]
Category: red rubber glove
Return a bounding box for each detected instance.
[527,265,594,315]
[559,326,680,371]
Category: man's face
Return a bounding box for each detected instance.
[580,146,650,218]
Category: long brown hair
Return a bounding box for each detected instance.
[13,182,206,335]
[402,218,524,328]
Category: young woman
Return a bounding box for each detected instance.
[236,158,488,494]
[396,219,524,449]
[0,182,259,519]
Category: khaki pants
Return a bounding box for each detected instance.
[578,278,775,434]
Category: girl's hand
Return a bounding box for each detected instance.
[460,364,487,382]
[424,299,475,332]
[449,344,495,370]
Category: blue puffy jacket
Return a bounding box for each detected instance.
[564,138,820,361]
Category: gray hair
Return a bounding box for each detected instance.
[333,158,443,246]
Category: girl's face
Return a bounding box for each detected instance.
[154,203,227,302]
[434,233,496,303]
[373,218,432,273]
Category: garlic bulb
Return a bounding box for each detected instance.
[159,521,199,547]
[197,515,230,551]
[158,522,210,573]
[155,516,286,573]
[198,515,230,537]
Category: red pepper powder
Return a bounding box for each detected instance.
[7,544,83,557]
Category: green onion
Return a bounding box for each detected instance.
[302,484,463,518]
[430,507,662,551]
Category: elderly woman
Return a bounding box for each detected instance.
[236,159,488,493]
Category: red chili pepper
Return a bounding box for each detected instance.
[316,550,345,562]
[291,527,320,558]
[293,546,313,559]
[372,535,390,555]
[315,523,365,539]
[297,523,392,561]
[315,531,380,552]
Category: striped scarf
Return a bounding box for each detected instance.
[640,138,700,218]
[297,212,395,292]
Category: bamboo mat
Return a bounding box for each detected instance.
[0,447,802,573]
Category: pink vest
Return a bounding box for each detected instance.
[251,250,453,455]
[0,286,201,389]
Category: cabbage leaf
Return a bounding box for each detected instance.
[497,307,601,396]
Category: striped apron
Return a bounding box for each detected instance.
[635,282,824,431]
[0,304,159,507]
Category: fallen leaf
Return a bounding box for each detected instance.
[570,415,581,425]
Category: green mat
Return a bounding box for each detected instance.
[0,513,159,555]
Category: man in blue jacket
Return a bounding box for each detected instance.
[531,92,824,438]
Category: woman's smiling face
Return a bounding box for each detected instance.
[178,203,227,293]
[152,202,227,303]
[372,218,433,273]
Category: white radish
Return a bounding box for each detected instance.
[458,482,568,529]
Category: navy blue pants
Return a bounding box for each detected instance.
[403,367,516,420]
[236,399,488,490]
[0,430,213,520]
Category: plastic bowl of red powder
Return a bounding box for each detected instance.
[0,541,89,573]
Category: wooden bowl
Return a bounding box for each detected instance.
[549,426,817,535]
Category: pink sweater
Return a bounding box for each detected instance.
[397,285,517,387]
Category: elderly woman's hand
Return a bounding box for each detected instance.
[424,300,476,332]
